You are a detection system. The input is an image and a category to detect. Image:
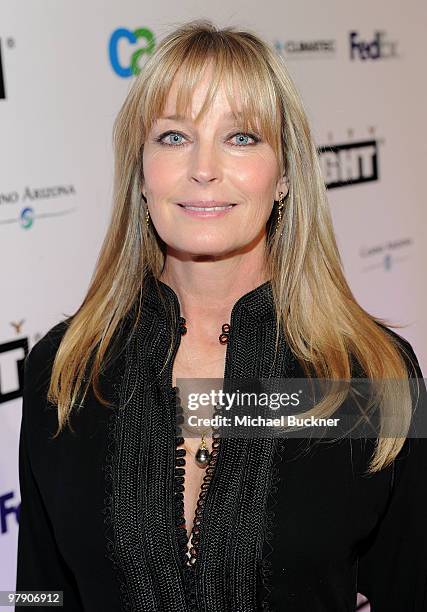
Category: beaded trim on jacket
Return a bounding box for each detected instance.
[102,272,294,611]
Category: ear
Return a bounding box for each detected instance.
[275,175,289,201]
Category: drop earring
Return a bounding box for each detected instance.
[141,192,150,229]
[275,191,286,238]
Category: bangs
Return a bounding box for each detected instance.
[141,31,284,169]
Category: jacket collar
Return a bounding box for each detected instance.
[141,270,277,324]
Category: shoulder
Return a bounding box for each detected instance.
[24,317,72,399]
[349,323,423,380]
[377,325,427,454]
[20,318,74,454]
[376,323,424,378]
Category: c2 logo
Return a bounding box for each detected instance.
[109,27,155,77]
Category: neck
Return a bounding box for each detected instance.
[159,257,270,333]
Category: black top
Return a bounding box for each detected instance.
[16,273,427,611]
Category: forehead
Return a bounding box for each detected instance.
[161,69,243,121]
[158,110,245,123]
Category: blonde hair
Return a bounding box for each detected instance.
[47,18,418,473]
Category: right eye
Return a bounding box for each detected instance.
[155,131,187,147]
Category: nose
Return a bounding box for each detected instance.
[188,141,221,184]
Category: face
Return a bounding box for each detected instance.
[142,64,288,257]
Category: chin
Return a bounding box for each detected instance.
[167,238,241,258]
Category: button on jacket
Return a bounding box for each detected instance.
[16,273,427,611]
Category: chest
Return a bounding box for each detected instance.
[171,335,227,547]
[171,332,227,383]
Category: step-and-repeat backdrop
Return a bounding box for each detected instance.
[1,2,426,610]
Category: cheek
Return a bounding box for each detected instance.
[143,154,180,194]
[230,154,278,197]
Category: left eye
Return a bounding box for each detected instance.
[230,133,257,146]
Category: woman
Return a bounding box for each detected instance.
[16,19,427,611]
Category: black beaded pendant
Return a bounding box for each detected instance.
[195,434,210,468]
[219,323,230,344]
[178,316,187,335]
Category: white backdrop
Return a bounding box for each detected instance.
[1,2,426,610]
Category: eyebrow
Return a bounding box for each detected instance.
[159,111,244,122]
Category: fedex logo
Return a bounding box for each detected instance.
[350,31,398,61]
[1,491,20,534]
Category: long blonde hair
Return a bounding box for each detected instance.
[47,18,418,473]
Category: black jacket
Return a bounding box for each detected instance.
[16,273,427,611]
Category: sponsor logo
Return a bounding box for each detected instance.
[350,31,398,60]
[109,27,155,77]
[0,36,15,99]
[0,39,5,99]
[0,337,28,404]
[0,184,77,229]
[360,237,413,272]
[274,38,336,58]
[318,129,381,188]
[0,491,20,533]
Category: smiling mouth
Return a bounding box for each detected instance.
[178,204,236,211]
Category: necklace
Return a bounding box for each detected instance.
[184,433,211,467]
[177,316,230,468]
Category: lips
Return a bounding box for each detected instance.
[179,203,235,211]
[176,201,237,217]
[177,201,237,209]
